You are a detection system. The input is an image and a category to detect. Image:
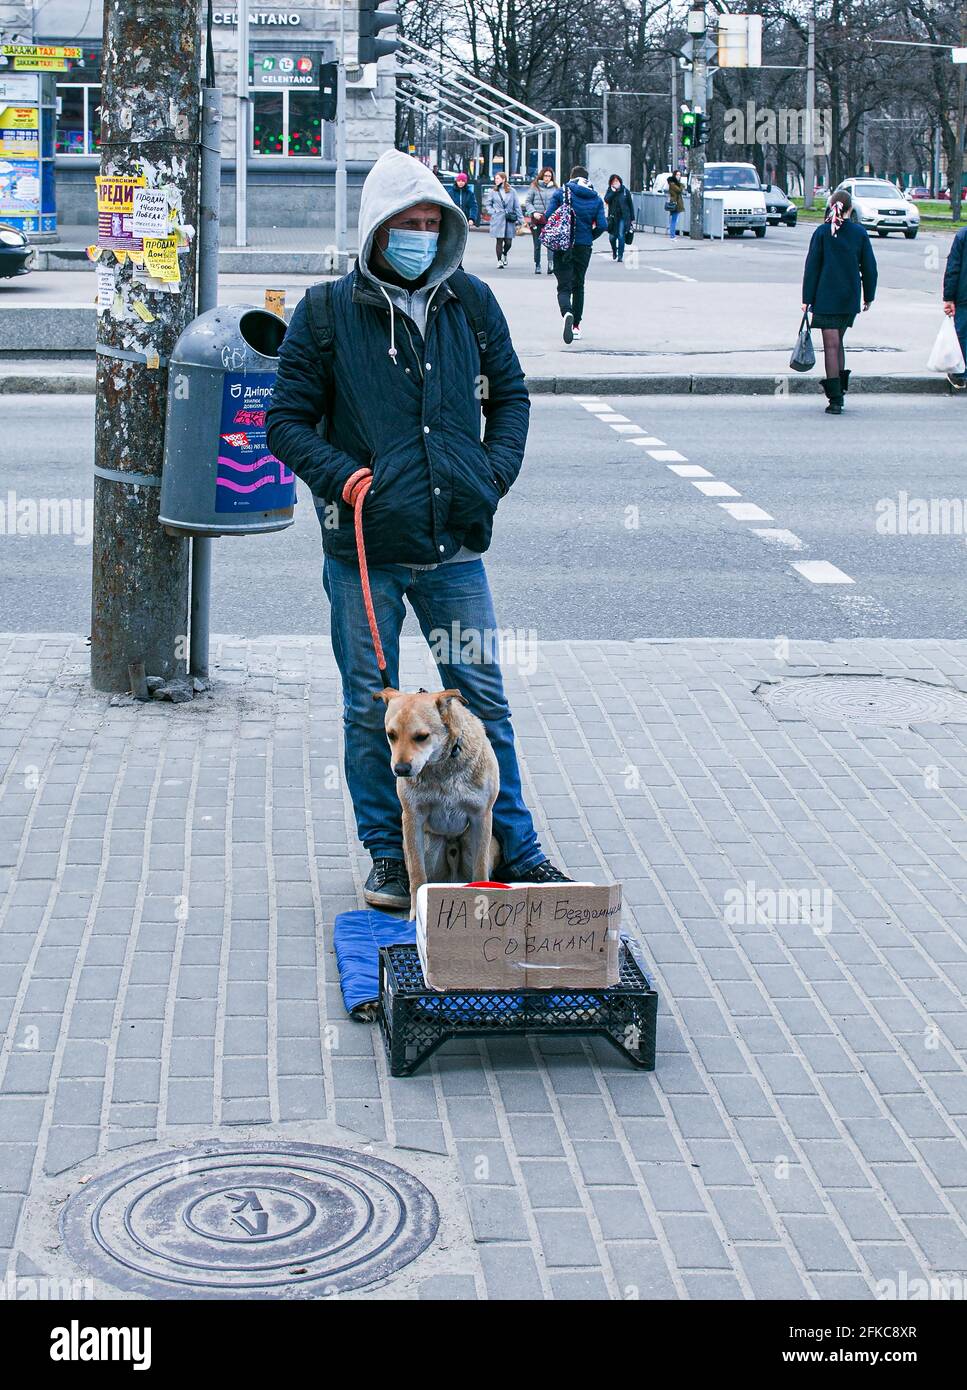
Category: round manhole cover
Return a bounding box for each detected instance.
[61,1142,439,1298]
[757,675,967,727]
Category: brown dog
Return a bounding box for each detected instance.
[373,688,499,917]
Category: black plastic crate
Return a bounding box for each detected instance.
[378,942,658,1077]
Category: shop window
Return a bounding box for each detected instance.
[54,84,102,154]
[253,90,322,157]
[55,85,85,154]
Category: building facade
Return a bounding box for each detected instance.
[0,1,396,229]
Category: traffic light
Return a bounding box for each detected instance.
[694,113,708,145]
[319,61,337,121]
[681,110,697,148]
[358,1,400,65]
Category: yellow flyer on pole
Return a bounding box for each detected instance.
[142,235,180,284]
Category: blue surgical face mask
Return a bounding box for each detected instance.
[381,228,439,280]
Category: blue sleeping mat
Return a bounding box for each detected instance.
[333,908,416,1018]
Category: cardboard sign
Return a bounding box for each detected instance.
[416,882,622,991]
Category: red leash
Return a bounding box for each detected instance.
[342,467,391,688]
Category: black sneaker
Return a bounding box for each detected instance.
[947,371,967,390]
[364,857,410,910]
[563,311,574,344]
[498,858,573,885]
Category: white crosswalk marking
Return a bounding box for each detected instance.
[693,480,740,497]
[791,560,855,585]
[647,450,688,462]
[668,464,713,477]
[719,502,774,521]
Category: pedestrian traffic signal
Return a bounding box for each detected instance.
[681,110,697,147]
[358,1,399,65]
[694,113,708,145]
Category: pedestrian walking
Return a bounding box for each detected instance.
[486,171,522,268]
[604,173,634,261]
[666,172,685,239]
[523,166,558,274]
[450,171,478,227]
[545,164,606,343]
[801,189,877,415]
[266,150,569,909]
[942,224,967,389]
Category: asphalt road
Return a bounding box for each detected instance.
[2,393,964,641]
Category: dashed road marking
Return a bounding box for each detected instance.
[753,528,805,551]
[668,464,713,478]
[611,423,647,432]
[719,501,774,522]
[693,480,741,497]
[596,413,631,422]
[646,265,698,283]
[791,560,855,585]
[647,450,688,462]
[627,436,668,446]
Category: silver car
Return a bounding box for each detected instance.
[829,178,920,239]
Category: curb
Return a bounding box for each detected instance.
[0,371,956,397]
[523,373,954,396]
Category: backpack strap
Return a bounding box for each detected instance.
[303,280,335,355]
[448,267,488,357]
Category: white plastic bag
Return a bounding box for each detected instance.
[927,316,966,374]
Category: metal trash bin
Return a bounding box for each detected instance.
[160,305,295,537]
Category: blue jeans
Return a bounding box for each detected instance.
[609,217,628,260]
[668,211,681,238]
[323,553,543,872]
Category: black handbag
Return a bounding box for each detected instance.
[790,310,816,372]
[624,228,635,245]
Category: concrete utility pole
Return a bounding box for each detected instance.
[235,0,249,245]
[688,5,707,241]
[90,0,200,692]
[804,5,816,208]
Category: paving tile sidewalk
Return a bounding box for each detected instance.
[1,632,966,1300]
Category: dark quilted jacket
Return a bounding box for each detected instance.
[265,267,530,567]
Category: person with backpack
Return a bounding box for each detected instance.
[486,171,523,268]
[604,173,634,262]
[801,188,877,414]
[544,164,607,342]
[942,224,967,389]
[266,150,570,910]
[450,171,478,227]
[523,167,558,274]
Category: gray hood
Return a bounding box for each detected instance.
[358,149,467,288]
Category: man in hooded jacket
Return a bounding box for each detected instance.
[266,150,569,909]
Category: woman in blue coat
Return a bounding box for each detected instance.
[801,189,878,414]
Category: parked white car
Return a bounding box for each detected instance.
[828,178,920,239]
[702,163,768,237]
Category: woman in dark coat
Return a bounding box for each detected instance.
[801,189,878,414]
[604,174,635,262]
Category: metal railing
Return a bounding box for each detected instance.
[632,191,725,239]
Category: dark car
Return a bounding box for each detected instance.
[763,184,797,227]
[0,223,33,279]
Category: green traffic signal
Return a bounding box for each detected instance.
[682,111,697,148]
